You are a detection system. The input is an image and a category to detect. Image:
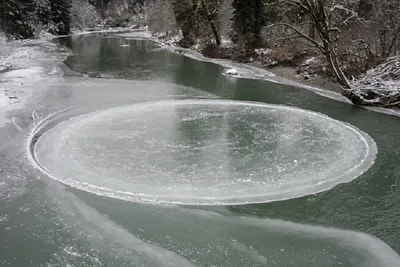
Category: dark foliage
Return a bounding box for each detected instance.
[49,0,71,35]
[172,0,199,47]
[35,0,52,26]
[231,0,265,48]
[0,0,36,39]
[0,0,72,38]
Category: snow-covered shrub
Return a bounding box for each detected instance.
[34,0,51,26]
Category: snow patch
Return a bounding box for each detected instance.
[64,246,83,257]
[3,67,44,80]
[254,48,271,56]
[112,29,152,39]
[0,214,8,222]
[225,68,238,76]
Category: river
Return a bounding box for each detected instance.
[1,33,400,266]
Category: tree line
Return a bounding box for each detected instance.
[0,0,72,38]
[0,0,145,39]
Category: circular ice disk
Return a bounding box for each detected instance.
[30,100,377,205]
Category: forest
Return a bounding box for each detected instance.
[1,0,399,107]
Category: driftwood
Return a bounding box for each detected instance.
[343,56,400,107]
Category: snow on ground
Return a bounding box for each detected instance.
[221,38,233,47]
[3,67,44,81]
[0,92,8,111]
[115,29,152,39]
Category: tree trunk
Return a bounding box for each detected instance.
[209,19,221,45]
[325,45,350,89]
[308,22,315,39]
[201,0,221,46]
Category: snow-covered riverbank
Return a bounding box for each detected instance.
[123,30,400,117]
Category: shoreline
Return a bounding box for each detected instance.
[1,28,399,119]
[263,66,342,93]
[115,30,357,104]
[138,31,400,117]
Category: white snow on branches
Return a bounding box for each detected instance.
[347,56,400,107]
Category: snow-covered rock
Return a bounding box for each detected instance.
[193,44,201,51]
[254,48,271,56]
[225,69,239,76]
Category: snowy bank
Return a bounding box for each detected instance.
[117,30,400,116]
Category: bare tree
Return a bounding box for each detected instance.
[371,0,400,59]
[200,0,221,46]
[271,0,359,88]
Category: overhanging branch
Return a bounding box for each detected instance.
[267,23,324,52]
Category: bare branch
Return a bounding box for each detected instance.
[266,23,324,52]
[348,55,400,107]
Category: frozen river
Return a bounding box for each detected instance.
[1,33,399,266]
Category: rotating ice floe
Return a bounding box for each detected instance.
[28,99,377,205]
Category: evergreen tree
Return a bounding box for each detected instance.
[50,0,71,35]
[35,0,52,26]
[231,0,265,48]
[0,0,36,39]
[172,0,222,47]
[172,0,198,47]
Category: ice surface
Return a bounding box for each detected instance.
[29,100,377,205]
[0,91,8,109]
[44,183,400,267]
[0,40,63,127]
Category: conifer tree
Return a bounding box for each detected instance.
[0,0,36,38]
[231,0,265,48]
[50,0,71,35]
